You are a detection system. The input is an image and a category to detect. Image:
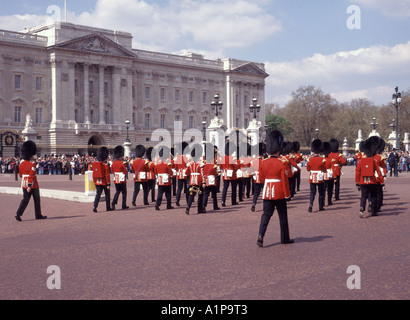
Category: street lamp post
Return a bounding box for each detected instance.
[392,87,402,150]
[125,119,130,142]
[249,97,261,119]
[211,93,223,118]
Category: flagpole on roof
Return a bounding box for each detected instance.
[64,0,67,22]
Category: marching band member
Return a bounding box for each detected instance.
[131,145,150,206]
[111,146,129,210]
[185,144,204,215]
[220,142,239,207]
[257,130,293,248]
[251,143,266,212]
[92,147,112,213]
[202,143,221,213]
[154,146,174,211]
[356,138,384,218]
[15,141,47,221]
[175,142,189,207]
[306,139,326,212]
[328,139,347,201]
[322,142,336,206]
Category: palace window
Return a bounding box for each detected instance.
[35,108,43,124]
[14,106,22,123]
[35,77,42,91]
[15,75,22,90]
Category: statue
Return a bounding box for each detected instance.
[25,114,33,130]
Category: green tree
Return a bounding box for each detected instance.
[265,114,293,138]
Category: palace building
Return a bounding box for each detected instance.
[0,21,268,156]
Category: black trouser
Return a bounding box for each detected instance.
[360,184,378,216]
[187,185,204,213]
[243,177,251,198]
[294,170,301,191]
[289,176,296,197]
[176,179,188,204]
[237,178,244,201]
[16,188,42,218]
[148,179,156,202]
[334,176,341,200]
[377,183,383,210]
[156,185,172,208]
[203,186,218,210]
[113,183,127,208]
[258,199,290,243]
[310,183,325,209]
[222,180,237,205]
[325,179,334,205]
[94,185,111,211]
[252,183,263,205]
[132,181,149,205]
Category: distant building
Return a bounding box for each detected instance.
[0,21,268,156]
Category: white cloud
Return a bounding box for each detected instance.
[265,42,410,106]
[351,0,410,17]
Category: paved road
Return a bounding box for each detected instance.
[0,167,409,301]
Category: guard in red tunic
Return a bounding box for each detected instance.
[202,143,221,213]
[306,139,326,212]
[145,147,156,203]
[154,146,174,211]
[92,147,112,213]
[219,142,239,207]
[185,144,205,215]
[257,130,293,248]
[15,140,47,221]
[175,142,190,207]
[131,145,150,206]
[328,139,347,201]
[292,141,303,192]
[323,141,336,206]
[356,138,384,218]
[111,145,129,210]
[251,142,266,212]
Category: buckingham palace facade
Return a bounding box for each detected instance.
[0,21,268,156]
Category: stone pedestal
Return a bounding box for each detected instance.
[403,133,409,152]
[208,116,226,154]
[124,141,132,158]
[246,118,262,147]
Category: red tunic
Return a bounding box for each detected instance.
[185,161,203,186]
[154,161,173,186]
[132,158,149,182]
[202,162,218,187]
[259,156,290,200]
[250,157,263,184]
[355,157,383,185]
[19,160,39,189]
[306,156,326,184]
[92,161,110,186]
[111,160,128,184]
[219,155,239,181]
[328,152,346,177]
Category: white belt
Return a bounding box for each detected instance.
[334,164,340,167]
[191,173,200,175]
[265,179,281,183]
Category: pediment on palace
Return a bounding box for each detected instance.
[232,63,269,77]
[51,34,136,58]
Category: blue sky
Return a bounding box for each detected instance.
[1,0,409,106]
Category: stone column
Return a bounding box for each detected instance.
[99,65,105,124]
[83,63,90,124]
[67,61,76,122]
[112,66,122,125]
[50,57,62,125]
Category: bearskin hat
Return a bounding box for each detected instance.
[135,145,146,158]
[266,130,284,155]
[190,143,203,161]
[21,140,37,160]
[258,142,266,157]
[323,141,332,157]
[293,141,301,153]
[363,138,378,158]
[311,139,323,154]
[359,141,365,153]
[113,145,124,160]
[329,139,339,153]
[97,147,109,161]
[377,138,386,154]
[146,147,154,162]
[158,145,171,160]
[282,141,294,155]
[225,141,237,156]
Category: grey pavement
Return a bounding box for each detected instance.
[0,167,409,301]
